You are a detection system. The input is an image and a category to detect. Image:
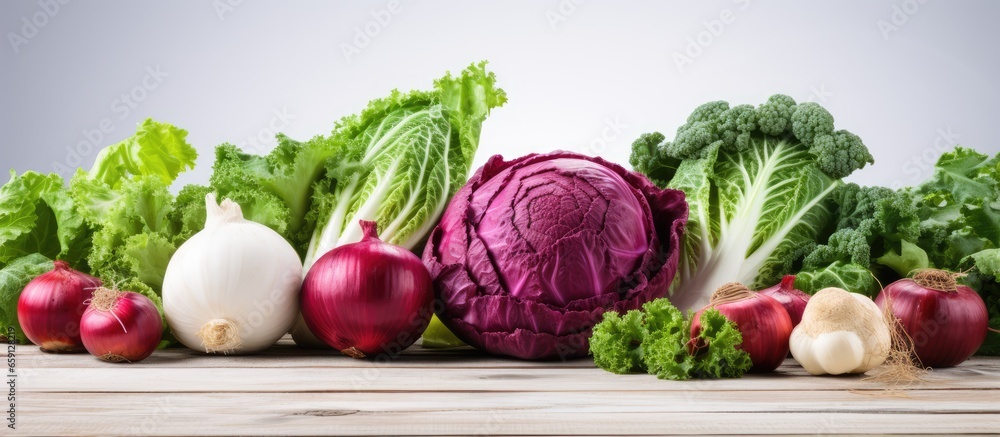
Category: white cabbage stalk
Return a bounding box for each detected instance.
[163,194,302,354]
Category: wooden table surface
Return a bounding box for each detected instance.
[14,336,1000,436]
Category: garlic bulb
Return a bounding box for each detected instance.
[163,194,302,354]
[789,287,891,375]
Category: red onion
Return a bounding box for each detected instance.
[758,275,810,327]
[876,270,988,368]
[81,287,163,363]
[691,282,793,372]
[301,220,434,358]
[17,261,101,353]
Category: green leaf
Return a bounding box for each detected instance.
[691,309,752,379]
[0,254,52,343]
[795,261,876,295]
[87,119,197,189]
[876,239,930,277]
[122,233,176,291]
[0,171,64,266]
[420,315,466,349]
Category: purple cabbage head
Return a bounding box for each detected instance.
[423,151,688,360]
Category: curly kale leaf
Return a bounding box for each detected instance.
[589,299,749,380]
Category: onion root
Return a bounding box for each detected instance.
[197,319,243,354]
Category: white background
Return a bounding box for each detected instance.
[3,0,998,190]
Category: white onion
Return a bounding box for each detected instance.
[163,194,302,354]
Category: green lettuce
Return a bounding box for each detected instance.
[0,254,53,343]
[0,171,88,269]
[302,61,507,268]
[589,299,751,380]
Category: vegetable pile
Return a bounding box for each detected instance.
[0,62,506,359]
[2,62,998,378]
[631,95,1000,358]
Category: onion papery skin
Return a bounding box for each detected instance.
[81,290,163,363]
[876,277,988,368]
[692,289,793,373]
[301,221,434,358]
[17,261,101,353]
[758,275,810,327]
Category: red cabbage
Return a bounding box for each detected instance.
[423,151,687,360]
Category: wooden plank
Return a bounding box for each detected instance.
[20,363,1000,393]
[15,344,598,370]
[18,391,1000,436]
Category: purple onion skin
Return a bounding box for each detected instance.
[758,275,810,327]
[302,220,434,358]
[81,292,162,362]
[17,261,101,353]
[692,293,793,373]
[876,278,988,368]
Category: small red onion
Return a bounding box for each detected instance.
[17,261,101,353]
[301,220,434,358]
[81,287,163,363]
[876,270,988,368]
[691,282,793,373]
[758,275,810,327]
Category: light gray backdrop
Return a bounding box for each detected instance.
[2,0,998,190]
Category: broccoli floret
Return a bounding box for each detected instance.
[810,130,874,179]
[686,100,730,124]
[755,94,797,136]
[791,102,835,147]
[665,101,729,159]
[629,132,663,172]
[717,104,758,151]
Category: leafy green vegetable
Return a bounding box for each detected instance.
[0,171,89,269]
[794,147,1000,354]
[302,61,507,269]
[209,136,318,246]
[0,254,53,343]
[795,183,921,293]
[69,120,200,302]
[630,95,873,310]
[589,299,751,380]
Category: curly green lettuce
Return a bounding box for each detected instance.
[589,299,751,380]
